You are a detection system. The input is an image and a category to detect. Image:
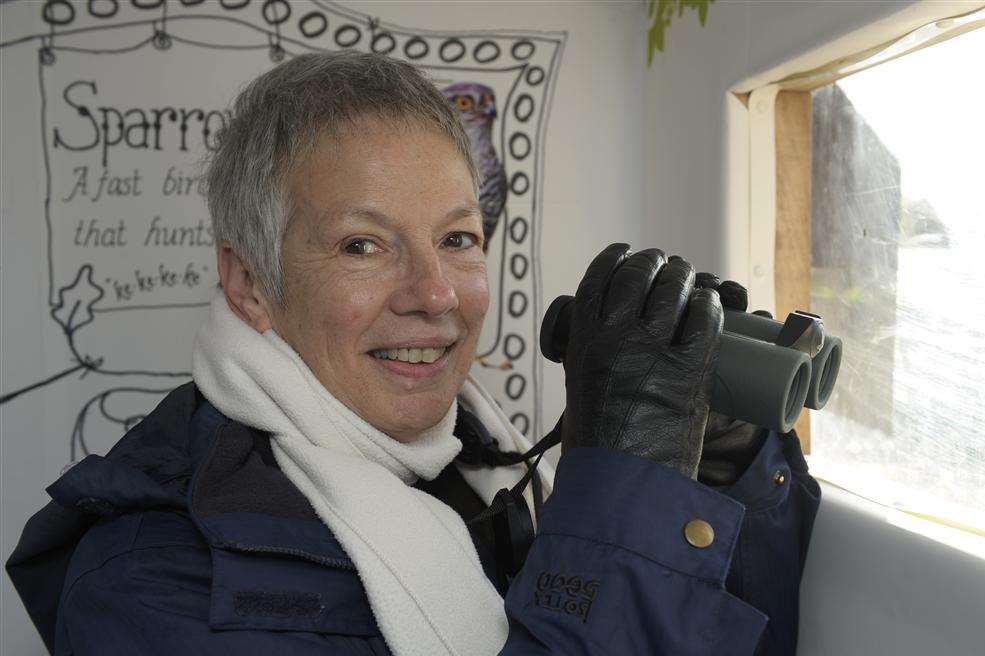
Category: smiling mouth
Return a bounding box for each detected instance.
[369,345,452,364]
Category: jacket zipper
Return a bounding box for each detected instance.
[213,540,357,571]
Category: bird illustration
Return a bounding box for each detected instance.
[442,82,507,249]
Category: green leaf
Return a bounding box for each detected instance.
[646,0,715,67]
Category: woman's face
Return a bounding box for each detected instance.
[271,116,489,442]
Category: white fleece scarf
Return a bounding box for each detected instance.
[192,292,553,656]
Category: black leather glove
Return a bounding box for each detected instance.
[561,243,724,479]
[694,273,768,487]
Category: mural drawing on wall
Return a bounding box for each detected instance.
[0,0,566,462]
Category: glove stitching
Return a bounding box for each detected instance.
[605,337,639,448]
[681,339,720,477]
[570,333,609,448]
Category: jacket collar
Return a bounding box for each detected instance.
[723,430,793,513]
[185,401,355,569]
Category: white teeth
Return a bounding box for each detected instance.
[372,346,448,363]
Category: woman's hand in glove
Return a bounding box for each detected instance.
[561,243,724,479]
[694,273,768,487]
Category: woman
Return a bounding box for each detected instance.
[7,52,818,655]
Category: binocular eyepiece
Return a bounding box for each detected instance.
[540,296,842,434]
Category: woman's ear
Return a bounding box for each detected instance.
[217,243,275,333]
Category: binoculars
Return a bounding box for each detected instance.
[540,296,843,434]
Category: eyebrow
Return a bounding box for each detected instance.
[339,202,482,229]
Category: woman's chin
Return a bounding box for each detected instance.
[372,397,456,443]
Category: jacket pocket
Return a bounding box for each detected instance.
[208,546,381,637]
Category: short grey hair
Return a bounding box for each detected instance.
[206,51,477,304]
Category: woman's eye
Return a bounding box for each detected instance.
[343,239,381,256]
[443,232,479,250]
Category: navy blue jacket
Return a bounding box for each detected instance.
[7,384,819,655]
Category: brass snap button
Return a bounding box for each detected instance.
[773,471,787,486]
[683,519,715,548]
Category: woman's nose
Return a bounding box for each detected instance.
[391,252,459,317]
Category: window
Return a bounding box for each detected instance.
[742,17,985,550]
[806,27,985,538]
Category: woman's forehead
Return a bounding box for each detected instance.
[289,124,477,227]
